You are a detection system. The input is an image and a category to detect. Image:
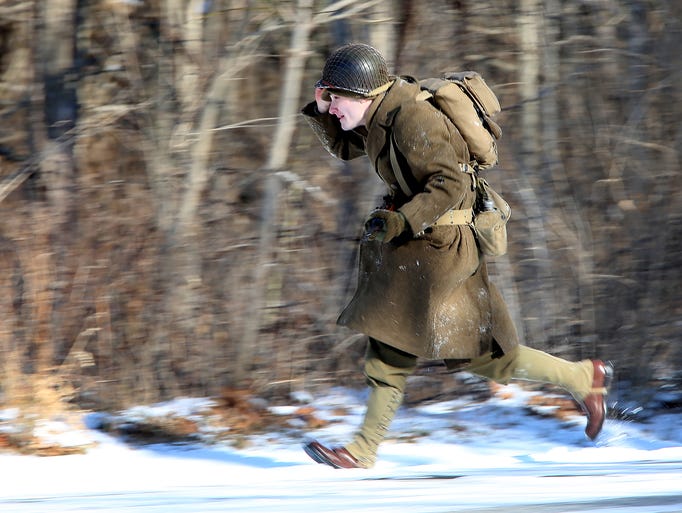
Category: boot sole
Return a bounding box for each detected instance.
[603,361,614,390]
[303,442,342,468]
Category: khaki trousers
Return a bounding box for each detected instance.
[345,340,594,467]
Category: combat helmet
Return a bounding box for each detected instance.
[316,43,393,98]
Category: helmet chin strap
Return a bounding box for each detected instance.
[365,80,394,98]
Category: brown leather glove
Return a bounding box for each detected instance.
[363,209,408,243]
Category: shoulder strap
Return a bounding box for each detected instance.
[390,131,475,198]
[388,89,431,198]
[389,133,414,197]
[388,92,430,198]
[388,89,435,197]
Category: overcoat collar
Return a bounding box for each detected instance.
[362,78,421,158]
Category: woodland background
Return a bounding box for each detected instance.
[0,0,680,421]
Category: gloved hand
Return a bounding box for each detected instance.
[363,209,408,243]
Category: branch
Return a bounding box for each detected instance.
[312,0,385,25]
[276,170,336,205]
[0,165,34,204]
[211,116,281,131]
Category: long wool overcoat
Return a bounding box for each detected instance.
[303,77,519,360]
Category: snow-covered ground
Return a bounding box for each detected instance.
[2,383,681,512]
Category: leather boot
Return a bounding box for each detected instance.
[580,360,613,440]
[468,346,612,439]
[303,441,367,469]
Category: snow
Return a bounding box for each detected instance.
[1,384,681,512]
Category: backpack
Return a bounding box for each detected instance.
[417,71,502,170]
[389,72,511,256]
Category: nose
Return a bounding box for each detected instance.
[329,98,340,116]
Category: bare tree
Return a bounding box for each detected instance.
[540,0,597,356]
[514,0,557,346]
[237,0,316,382]
[236,0,394,384]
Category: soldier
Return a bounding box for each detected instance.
[302,43,612,469]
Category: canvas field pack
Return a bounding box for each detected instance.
[390,71,510,256]
[417,71,502,170]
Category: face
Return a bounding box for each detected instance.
[328,94,373,131]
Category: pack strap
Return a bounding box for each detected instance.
[389,133,414,197]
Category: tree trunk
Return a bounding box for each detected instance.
[236,0,314,384]
[38,0,80,368]
[541,0,596,355]
[516,0,555,346]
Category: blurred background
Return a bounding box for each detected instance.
[0,0,680,418]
